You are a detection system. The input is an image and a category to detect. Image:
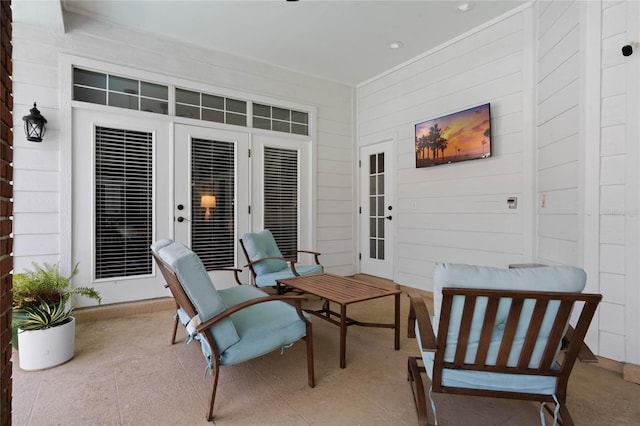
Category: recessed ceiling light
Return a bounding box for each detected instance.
[389,41,404,49]
[457,2,473,12]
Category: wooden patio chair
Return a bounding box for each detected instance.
[151,239,314,421]
[239,229,323,290]
[407,263,601,426]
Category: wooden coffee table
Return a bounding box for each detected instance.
[276,273,401,368]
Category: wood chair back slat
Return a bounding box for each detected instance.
[540,300,573,369]
[475,297,499,365]
[433,293,454,391]
[517,299,548,369]
[496,298,523,368]
[454,296,477,367]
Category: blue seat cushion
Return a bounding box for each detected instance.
[255,264,324,288]
[242,230,288,275]
[200,285,310,366]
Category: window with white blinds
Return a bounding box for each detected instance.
[191,138,235,269]
[263,146,299,259]
[95,126,153,279]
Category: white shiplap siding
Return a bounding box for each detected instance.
[598,0,631,363]
[536,0,580,266]
[358,11,528,292]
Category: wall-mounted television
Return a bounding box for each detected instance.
[415,103,491,168]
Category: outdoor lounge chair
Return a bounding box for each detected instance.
[239,229,323,289]
[407,263,601,426]
[151,239,246,345]
[151,239,314,421]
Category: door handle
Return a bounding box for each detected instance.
[176,216,191,223]
[385,215,392,221]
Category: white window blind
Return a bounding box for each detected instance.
[191,138,235,269]
[263,146,298,259]
[95,126,153,279]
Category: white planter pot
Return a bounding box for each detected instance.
[17,316,76,371]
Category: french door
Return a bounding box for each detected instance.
[173,124,250,286]
[174,128,311,282]
[72,109,173,305]
[359,141,395,280]
[250,133,314,261]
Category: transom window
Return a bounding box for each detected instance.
[176,88,246,126]
[253,103,309,136]
[73,68,169,114]
[72,67,309,136]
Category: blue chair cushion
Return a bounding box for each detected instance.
[156,242,240,354]
[254,264,324,288]
[416,327,559,395]
[421,263,586,394]
[242,230,288,275]
[151,239,174,254]
[197,285,310,366]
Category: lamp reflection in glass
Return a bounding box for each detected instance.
[200,195,217,218]
[22,102,47,142]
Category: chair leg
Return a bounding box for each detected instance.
[206,362,220,422]
[305,321,315,388]
[557,403,574,426]
[408,356,430,426]
[171,315,179,344]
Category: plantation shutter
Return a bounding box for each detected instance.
[95,126,153,279]
[263,146,298,258]
[191,138,235,268]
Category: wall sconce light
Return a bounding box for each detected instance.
[200,195,216,218]
[22,102,47,142]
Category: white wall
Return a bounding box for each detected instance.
[358,9,533,291]
[535,0,581,266]
[598,0,640,366]
[11,11,355,277]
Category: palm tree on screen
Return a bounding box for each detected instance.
[428,124,443,159]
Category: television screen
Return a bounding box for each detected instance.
[415,103,491,168]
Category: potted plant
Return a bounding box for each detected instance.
[12,262,101,370]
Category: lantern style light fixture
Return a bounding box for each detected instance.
[22,102,47,142]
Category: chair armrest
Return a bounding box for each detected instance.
[296,250,322,265]
[408,294,437,352]
[564,325,598,363]
[208,267,243,285]
[243,257,301,276]
[243,256,297,268]
[196,295,309,332]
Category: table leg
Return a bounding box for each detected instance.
[340,304,347,368]
[394,293,400,350]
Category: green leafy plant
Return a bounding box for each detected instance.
[12,300,71,330]
[12,262,101,333]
